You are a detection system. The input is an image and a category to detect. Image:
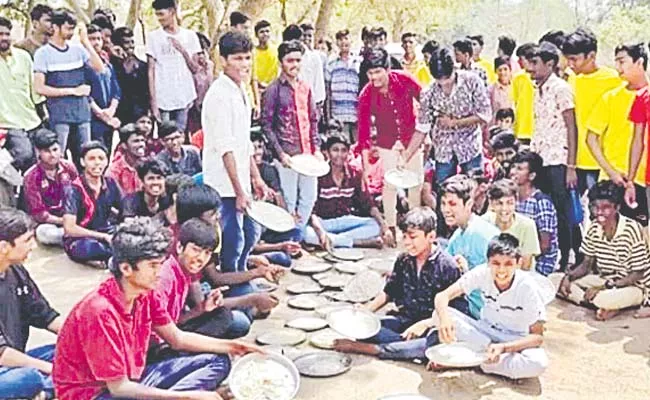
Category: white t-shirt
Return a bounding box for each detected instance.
[146,27,201,111]
[459,264,547,336]
[202,73,252,198]
[300,49,326,104]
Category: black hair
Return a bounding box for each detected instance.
[588,180,624,207]
[229,11,250,27]
[93,7,116,23]
[361,26,372,41]
[218,31,252,58]
[255,20,271,35]
[495,107,515,122]
[401,32,417,43]
[494,56,510,71]
[440,174,476,204]
[0,17,12,31]
[80,140,108,158]
[250,130,264,143]
[33,128,59,150]
[498,35,517,56]
[421,40,439,56]
[515,42,537,59]
[512,150,543,186]
[529,42,560,67]
[468,34,484,47]
[157,120,180,139]
[119,123,143,144]
[324,135,350,151]
[137,158,170,181]
[616,42,648,70]
[51,8,77,27]
[335,29,350,41]
[196,32,211,50]
[87,24,101,36]
[176,183,222,224]
[490,132,519,151]
[91,14,113,32]
[0,208,36,244]
[487,179,518,201]
[467,168,489,185]
[278,40,305,61]
[110,217,172,278]
[562,28,597,56]
[539,30,566,48]
[398,206,437,235]
[453,38,473,56]
[112,27,134,47]
[300,23,314,32]
[152,0,177,11]
[282,24,303,41]
[365,47,390,70]
[30,4,53,22]
[487,233,521,260]
[318,38,332,52]
[371,27,387,39]
[429,47,455,79]
[165,173,194,197]
[179,218,219,251]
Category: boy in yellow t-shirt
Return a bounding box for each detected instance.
[253,20,279,90]
[512,43,536,144]
[562,29,623,194]
[469,34,497,84]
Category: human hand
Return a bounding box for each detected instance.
[235,193,251,212]
[251,292,279,311]
[437,115,455,129]
[584,286,602,303]
[396,155,406,170]
[558,275,572,298]
[168,37,185,53]
[609,171,627,187]
[624,182,638,209]
[71,85,91,97]
[252,179,272,201]
[485,343,506,364]
[152,107,162,123]
[279,152,292,168]
[318,231,332,251]
[281,241,302,254]
[565,167,578,189]
[253,106,261,121]
[77,23,89,45]
[101,233,113,244]
[382,228,396,248]
[249,254,270,269]
[438,315,456,344]
[202,288,225,313]
[454,255,469,273]
[227,340,264,357]
[106,117,121,129]
[400,320,431,341]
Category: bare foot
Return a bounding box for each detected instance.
[217,385,234,400]
[596,308,620,321]
[634,307,650,319]
[426,361,452,372]
[333,339,380,356]
[85,260,107,270]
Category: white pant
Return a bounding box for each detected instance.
[379,148,423,227]
[436,308,548,379]
[549,273,645,310]
[35,224,64,246]
[273,160,317,229]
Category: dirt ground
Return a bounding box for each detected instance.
[26,244,650,400]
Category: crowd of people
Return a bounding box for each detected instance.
[2,0,650,398]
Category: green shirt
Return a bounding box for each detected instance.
[483,211,541,259]
[0,47,42,130]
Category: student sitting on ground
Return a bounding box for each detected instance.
[153,173,194,233]
[52,218,261,400]
[22,129,78,247]
[442,174,500,318]
[112,113,163,162]
[0,209,63,400]
[305,136,395,249]
[510,150,560,275]
[150,218,249,364]
[553,180,650,320]
[121,158,171,220]
[483,179,540,270]
[426,233,549,380]
[106,124,147,195]
[490,131,519,181]
[156,120,202,177]
[63,141,121,269]
[333,207,468,359]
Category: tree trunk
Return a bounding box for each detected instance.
[238,0,275,23]
[315,0,337,41]
[65,0,90,23]
[125,0,143,30]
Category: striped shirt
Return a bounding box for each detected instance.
[312,165,373,220]
[580,215,650,291]
[325,56,360,123]
[516,189,559,275]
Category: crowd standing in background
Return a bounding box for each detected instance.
[1,0,650,398]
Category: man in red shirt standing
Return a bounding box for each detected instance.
[357,48,423,236]
[53,218,261,400]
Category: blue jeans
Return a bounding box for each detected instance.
[0,344,55,399]
[220,198,262,273]
[63,237,113,263]
[261,227,302,243]
[160,107,190,133]
[304,215,381,248]
[52,122,90,168]
[274,160,318,231]
[97,353,231,399]
[367,316,411,344]
[577,169,599,196]
[436,153,483,183]
[261,251,292,267]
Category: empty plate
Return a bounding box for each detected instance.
[256,328,307,346]
[321,291,348,302]
[319,274,352,289]
[287,294,329,310]
[292,262,333,275]
[327,308,381,340]
[343,270,385,303]
[310,328,350,349]
[329,248,365,261]
[335,262,367,275]
[366,258,395,275]
[251,277,278,292]
[425,342,488,368]
[384,168,423,189]
[315,303,353,318]
[286,281,323,295]
[247,201,296,232]
[293,351,352,377]
[289,154,330,177]
[286,317,328,332]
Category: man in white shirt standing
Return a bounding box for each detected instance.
[147,0,201,133]
[282,24,326,105]
[202,31,270,276]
